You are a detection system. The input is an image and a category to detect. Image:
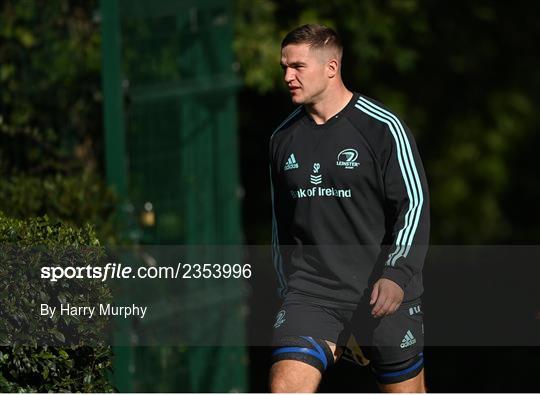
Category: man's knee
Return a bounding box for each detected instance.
[373,353,425,392]
[270,359,321,393]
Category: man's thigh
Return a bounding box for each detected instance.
[270,301,345,392]
[343,298,425,387]
[270,341,342,393]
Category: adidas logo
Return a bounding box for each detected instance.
[400,330,416,348]
[284,154,299,171]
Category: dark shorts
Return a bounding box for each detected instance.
[271,296,424,368]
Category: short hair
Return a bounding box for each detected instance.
[281,24,343,59]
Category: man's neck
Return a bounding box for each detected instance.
[305,86,353,125]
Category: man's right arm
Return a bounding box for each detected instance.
[269,136,288,298]
[268,107,302,298]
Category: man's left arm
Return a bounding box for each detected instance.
[370,120,430,318]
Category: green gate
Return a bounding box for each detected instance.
[100,0,246,391]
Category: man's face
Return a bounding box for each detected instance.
[280,43,329,105]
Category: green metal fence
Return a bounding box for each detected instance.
[101,0,246,391]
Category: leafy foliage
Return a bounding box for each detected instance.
[0,1,117,391]
[0,172,117,244]
[0,0,102,168]
[0,213,114,392]
[0,0,118,243]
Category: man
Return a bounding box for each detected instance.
[269,24,430,392]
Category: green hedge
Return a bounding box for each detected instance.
[0,172,117,245]
[0,213,114,392]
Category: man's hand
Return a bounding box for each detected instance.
[370,278,404,318]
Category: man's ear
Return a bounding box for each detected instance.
[327,59,338,78]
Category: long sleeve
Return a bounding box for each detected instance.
[268,106,303,299]
[269,137,288,298]
[379,119,430,291]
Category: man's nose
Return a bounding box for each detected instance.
[284,68,295,83]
